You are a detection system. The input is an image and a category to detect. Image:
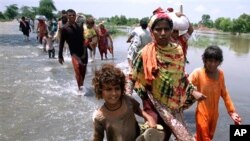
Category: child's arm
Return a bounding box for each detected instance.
[192,90,207,101]
[134,105,157,128]
[92,110,105,141]
[141,110,157,128]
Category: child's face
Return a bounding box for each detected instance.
[204,58,221,73]
[102,84,122,105]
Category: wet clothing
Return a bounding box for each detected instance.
[42,36,55,58]
[48,49,55,58]
[83,24,98,50]
[98,27,113,59]
[19,20,30,37]
[188,67,236,141]
[92,95,140,141]
[131,42,196,140]
[37,21,48,44]
[132,42,195,110]
[59,22,87,64]
[71,55,86,89]
[59,22,88,89]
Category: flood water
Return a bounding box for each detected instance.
[0,21,250,141]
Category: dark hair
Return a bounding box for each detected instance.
[202,45,223,63]
[61,16,68,24]
[140,18,148,29]
[67,9,76,14]
[86,17,95,25]
[151,18,173,31]
[92,63,125,99]
[61,10,66,14]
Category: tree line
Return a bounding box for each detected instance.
[197,14,250,34]
[1,0,249,34]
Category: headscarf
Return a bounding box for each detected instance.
[148,12,172,31]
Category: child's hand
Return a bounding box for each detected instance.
[192,90,207,101]
[147,117,157,128]
[230,112,242,125]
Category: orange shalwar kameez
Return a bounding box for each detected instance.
[188,68,236,141]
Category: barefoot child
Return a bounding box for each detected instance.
[188,45,241,141]
[91,63,156,141]
[42,32,55,58]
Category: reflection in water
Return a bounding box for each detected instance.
[230,36,250,55]
[190,31,250,55]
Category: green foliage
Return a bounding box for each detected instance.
[219,18,231,32]
[3,4,19,20]
[38,0,57,20]
[0,12,5,20]
[20,6,37,19]
[109,15,139,26]
[200,14,213,28]
[199,13,250,33]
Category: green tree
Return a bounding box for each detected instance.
[237,13,250,33]
[200,14,213,28]
[0,12,5,20]
[20,6,36,19]
[38,0,56,20]
[219,18,232,32]
[214,17,225,30]
[4,4,19,19]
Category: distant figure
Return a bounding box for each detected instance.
[188,45,241,141]
[75,13,85,28]
[58,9,88,91]
[54,11,68,42]
[43,32,55,58]
[92,63,156,141]
[54,12,69,56]
[170,12,193,63]
[97,23,114,60]
[83,17,98,62]
[29,18,35,32]
[37,19,48,45]
[19,16,31,41]
[127,18,152,71]
[50,17,58,34]
[126,18,152,95]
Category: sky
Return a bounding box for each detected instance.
[1,0,250,23]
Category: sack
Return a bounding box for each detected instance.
[167,13,189,30]
[136,124,165,141]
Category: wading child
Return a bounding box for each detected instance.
[91,63,156,141]
[188,45,242,141]
[42,32,55,58]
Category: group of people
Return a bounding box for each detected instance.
[58,9,114,91]
[19,9,114,91]
[83,16,114,62]
[91,7,242,141]
[19,7,242,141]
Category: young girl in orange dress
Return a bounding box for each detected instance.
[188,45,241,141]
[92,63,156,141]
